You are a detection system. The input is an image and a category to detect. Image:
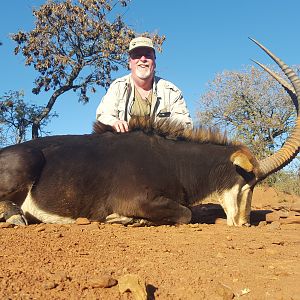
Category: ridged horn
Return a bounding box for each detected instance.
[251,59,298,114]
[250,38,300,180]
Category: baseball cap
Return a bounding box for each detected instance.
[128,37,155,53]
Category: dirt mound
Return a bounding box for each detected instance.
[0,187,299,300]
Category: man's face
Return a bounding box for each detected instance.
[129,47,156,80]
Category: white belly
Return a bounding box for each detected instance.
[21,191,75,224]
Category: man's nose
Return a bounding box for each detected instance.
[139,55,147,60]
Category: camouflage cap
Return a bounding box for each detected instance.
[129,37,155,53]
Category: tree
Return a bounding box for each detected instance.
[197,66,297,158]
[0,91,56,146]
[12,0,165,138]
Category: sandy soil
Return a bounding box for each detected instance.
[0,186,299,300]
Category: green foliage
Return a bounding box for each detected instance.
[263,169,300,196]
[0,91,56,146]
[11,0,165,138]
[197,66,296,158]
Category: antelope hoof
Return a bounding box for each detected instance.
[6,214,28,226]
[106,213,133,225]
[105,213,154,226]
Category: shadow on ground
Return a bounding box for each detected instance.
[191,203,272,225]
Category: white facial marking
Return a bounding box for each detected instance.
[219,183,252,226]
[21,192,75,224]
[221,184,240,226]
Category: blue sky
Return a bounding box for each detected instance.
[1,0,300,136]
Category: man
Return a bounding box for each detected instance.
[96,36,193,132]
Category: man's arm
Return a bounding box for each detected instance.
[96,80,129,132]
[96,85,120,126]
[169,91,193,129]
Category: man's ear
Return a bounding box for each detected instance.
[128,60,132,70]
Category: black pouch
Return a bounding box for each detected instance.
[157,111,171,117]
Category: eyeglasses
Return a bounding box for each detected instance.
[129,50,155,60]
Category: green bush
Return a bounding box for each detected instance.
[262,170,300,196]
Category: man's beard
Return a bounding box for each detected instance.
[135,66,152,79]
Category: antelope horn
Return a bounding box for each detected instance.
[250,38,300,180]
[251,59,298,114]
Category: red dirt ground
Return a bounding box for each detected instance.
[0,186,299,300]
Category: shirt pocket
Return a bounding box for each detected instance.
[117,98,126,112]
[116,98,126,120]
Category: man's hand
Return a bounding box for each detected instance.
[113,120,129,133]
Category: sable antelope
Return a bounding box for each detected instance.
[0,39,299,226]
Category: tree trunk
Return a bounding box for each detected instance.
[32,122,40,139]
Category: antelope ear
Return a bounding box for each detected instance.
[230,151,254,172]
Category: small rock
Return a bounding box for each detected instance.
[249,243,265,250]
[271,240,284,246]
[53,246,63,252]
[265,212,280,223]
[43,281,58,290]
[85,222,101,230]
[280,216,300,225]
[216,282,234,300]
[240,288,251,296]
[192,227,203,231]
[34,224,46,232]
[290,201,300,212]
[288,211,297,217]
[0,222,14,229]
[272,204,288,211]
[189,223,202,228]
[253,203,263,209]
[258,221,267,227]
[118,274,147,300]
[75,217,91,225]
[54,233,64,238]
[265,248,279,255]
[268,221,281,230]
[277,211,290,218]
[90,275,117,288]
[215,218,227,225]
[274,270,290,277]
[268,265,275,270]
[53,271,71,283]
[110,223,125,228]
[226,244,235,250]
